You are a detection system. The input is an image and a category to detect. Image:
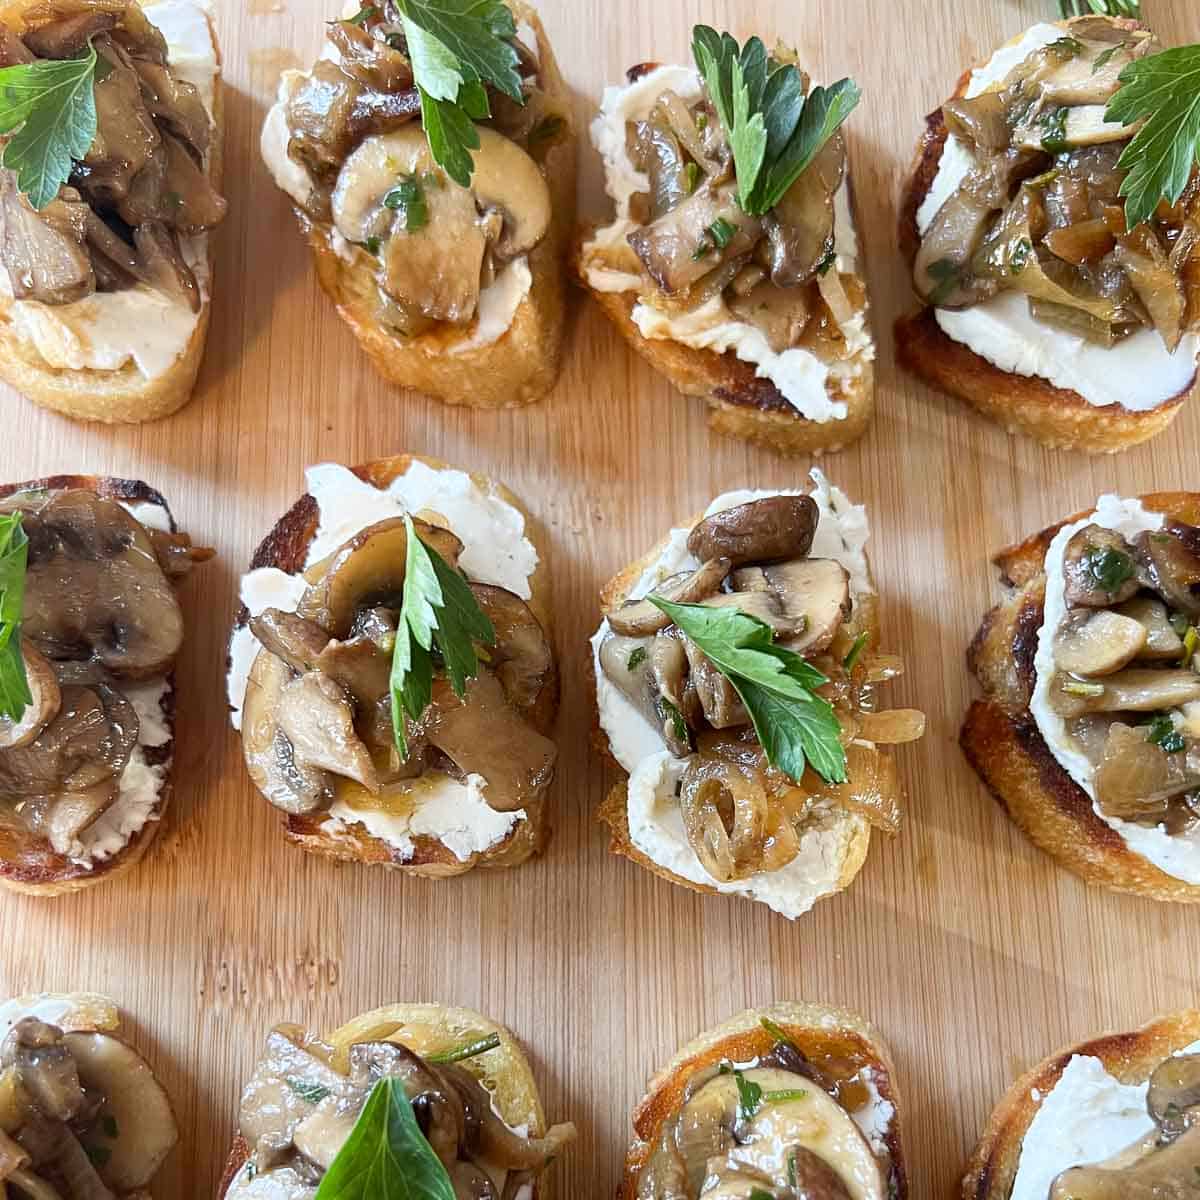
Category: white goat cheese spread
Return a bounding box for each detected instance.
[0,1,218,381]
[1031,494,1200,882]
[591,469,873,919]
[583,65,871,424]
[850,1068,895,1157]
[916,23,1200,411]
[1010,1040,1200,1200]
[228,461,539,860]
[260,62,531,352]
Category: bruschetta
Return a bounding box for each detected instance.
[0,474,210,895]
[618,1003,907,1200]
[897,15,1199,453]
[0,0,226,423]
[964,492,1200,901]
[592,471,923,919]
[0,991,179,1194]
[219,1001,575,1198]
[963,1009,1200,1199]
[228,454,558,876]
[260,1,574,409]
[577,30,873,455]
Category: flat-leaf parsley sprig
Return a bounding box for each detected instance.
[0,513,31,724]
[691,25,861,217]
[1058,0,1141,17]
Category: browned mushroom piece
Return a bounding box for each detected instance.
[251,609,331,675]
[1054,669,1200,717]
[1061,525,1145,608]
[597,633,660,728]
[1147,1053,1200,1138]
[731,558,851,654]
[1114,595,1185,660]
[681,637,747,729]
[1135,523,1200,619]
[275,671,379,793]
[649,629,696,756]
[468,584,553,713]
[0,646,60,750]
[0,170,95,305]
[687,496,819,566]
[1052,609,1148,677]
[763,132,846,287]
[606,557,732,638]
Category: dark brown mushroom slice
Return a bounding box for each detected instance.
[1135,523,1200,620]
[0,26,34,65]
[346,87,422,141]
[687,497,819,567]
[23,11,118,59]
[450,1162,499,1200]
[251,609,331,676]
[417,673,556,812]
[326,19,414,91]
[606,557,732,638]
[21,778,119,857]
[763,131,846,287]
[726,280,811,353]
[1062,525,1144,608]
[284,58,366,190]
[313,636,391,705]
[468,584,553,713]
[681,636,747,729]
[131,57,211,158]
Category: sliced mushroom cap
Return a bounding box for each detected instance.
[275,671,379,793]
[1062,525,1144,608]
[732,558,851,655]
[1049,1122,1200,1200]
[298,517,461,639]
[1136,524,1200,620]
[1053,609,1148,676]
[687,497,819,566]
[1093,722,1200,821]
[468,584,553,713]
[1115,596,1185,661]
[1,1019,83,1123]
[21,779,119,857]
[1147,1053,1200,1139]
[0,168,95,304]
[468,126,552,259]
[64,1031,178,1191]
[250,609,331,675]
[764,130,846,287]
[607,557,731,637]
[15,1121,113,1200]
[597,633,659,728]
[681,636,747,729]
[649,628,695,757]
[0,646,60,750]
[1054,668,1200,716]
[699,590,808,639]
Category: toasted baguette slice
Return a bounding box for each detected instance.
[619,1003,907,1200]
[0,0,224,424]
[962,491,1200,903]
[0,474,182,897]
[234,453,558,877]
[895,18,1193,455]
[294,4,574,410]
[596,505,882,916]
[962,1009,1200,1199]
[219,1002,565,1198]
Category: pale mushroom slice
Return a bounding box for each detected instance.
[1053,609,1148,677]
[275,672,379,793]
[1115,596,1185,661]
[731,558,851,655]
[0,645,60,750]
[1054,668,1200,717]
[606,557,731,637]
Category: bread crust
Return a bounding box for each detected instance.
[218,1002,559,1198]
[595,498,888,914]
[0,0,224,424]
[894,18,1194,454]
[0,474,180,897]
[961,1009,1200,1199]
[234,453,559,877]
[618,1003,907,1200]
[297,4,575,410]
[962,491,1200,902]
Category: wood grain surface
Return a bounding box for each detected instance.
[1,1,1198,1196]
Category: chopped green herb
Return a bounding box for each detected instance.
[658,696,690,745]
[0,514,30,724]
[843,630,869,671]
[816,244,837,275]
[527,114,565,148]
[427,1032,502,1063]
[386,31,406,49]
[286,1077,332,1104]
[734,1070,763,1122]
[925,256,961,306]
[1062,679,1105,698]
[383,174,429,232]
[707,215,738,249]
[1025,166,1061,189]
[749,1192,773,1200]
[760,1016,797,1047]
[1182,625,1199,668]
[1146,713,1186,753]
[695,111,708,132]
[1041,106,1070,154]
[1048,37,1085,62]
[363,235,382,255]
[763,1088,808,1103]
[684,160,702,193]
[1084,544,1134,594]
[788,1151,798,1188]
[691,239,713,261]
[627,645,647,671]
[347,4,378,24]
[1009,237,1033,275]
[85,1143,112,1168]
[1092,43,1126,75]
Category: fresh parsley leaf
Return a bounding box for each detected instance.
[390,515,495,757]
[286,1077,332,1104]
[1146,713,1186,753]
[1083,543,1134,594]
[843,631,869,671]
[1108,45,1200,230]
[417,85,480,188]
[314,1076,456,1200]
[0,514,30,724]
[426,1032,501,1063]
[383,175,429,231]
[707,216,738,249]
[1059,0,1141,16]
[627,645,647,671]
[1040,106,1070,153]
[0,44,99,210]
[650,597,847,784]
[734,1070,763,1122]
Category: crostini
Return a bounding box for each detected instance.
[220,1001,575,1198]
[0,0,226,424]
[0,991,179,1194]
[228,455,558,876]
[0,475,210,895]
[578,29,873,455]
[964,492,1200,901]
[898,15,1200,453]
[260,1,574,409]
[619,1003,906,1199]
[592,472,923,919]
[963,1009,1200,1199]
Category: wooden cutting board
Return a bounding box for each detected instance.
[2,0,1199,1195]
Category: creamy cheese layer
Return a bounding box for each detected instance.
[228,461,539,862]
[0,1,218,381]
[916,23,1200,411]
[582,65,872,424]
[591,470,873,919]
[1030,495,1200,882]
[1011,1041,1200,1200]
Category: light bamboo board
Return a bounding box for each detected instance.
[2,0,1199,1195]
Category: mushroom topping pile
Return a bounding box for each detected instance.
[917,18,1200,350]
[598,496,923,883]
[242,516,556,832]
[592,55,866,362]
[279,3,566,338]
[1045,519,1200,829]
[637,1033,892,1200]
[1048,1054,1200,1199]
[0,488,209,861]
[0,1,225,312]
[228,1026,575,1200]
[0,1016,178,1199]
